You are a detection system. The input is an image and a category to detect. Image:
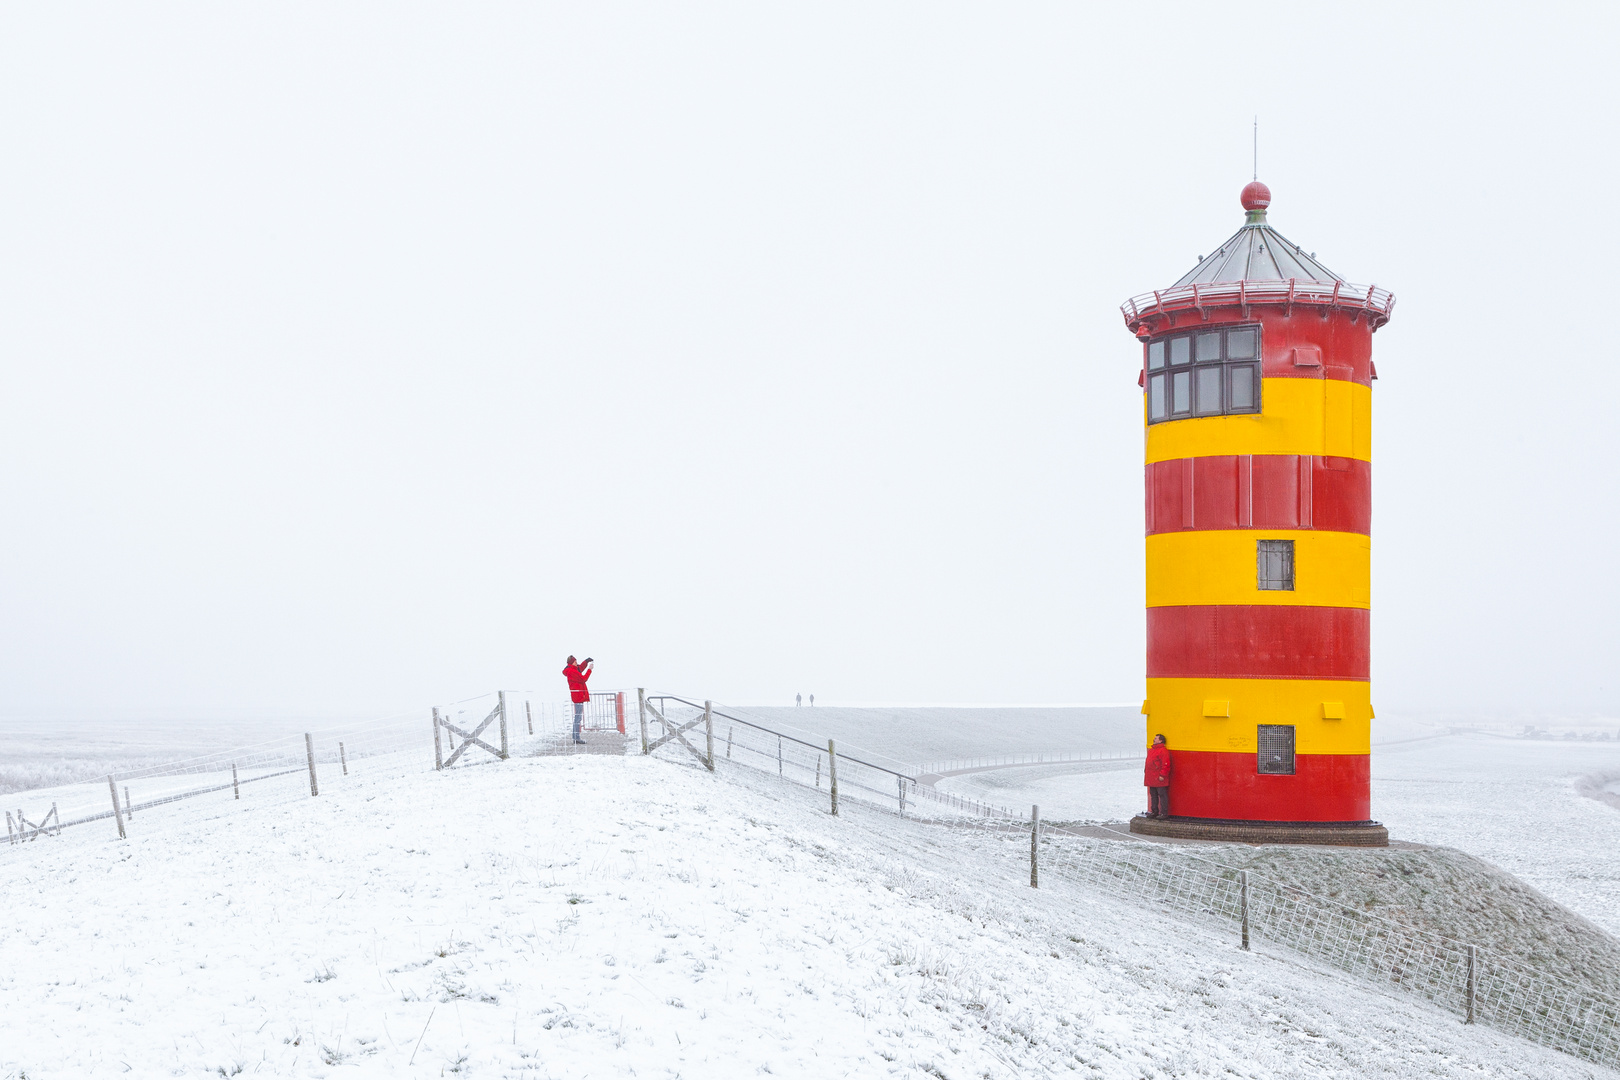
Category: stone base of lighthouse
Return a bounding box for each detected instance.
[1128,815,1389,847]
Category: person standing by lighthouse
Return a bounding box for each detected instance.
[1144,734,1172,819]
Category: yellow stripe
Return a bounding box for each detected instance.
[1147,529,1369,609]
[1145,378,1371,464]
[1143,677,1370,754]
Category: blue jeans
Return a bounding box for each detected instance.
[573,702,584,740]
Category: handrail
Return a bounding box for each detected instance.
[915,749,1140,776]
[1121,278,1395,333]
[651,695,913,780]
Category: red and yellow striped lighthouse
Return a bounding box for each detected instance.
[1122,181,1393,845]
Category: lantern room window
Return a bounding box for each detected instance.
[1145,325,1262,423]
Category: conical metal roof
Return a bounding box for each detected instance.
[1172,219,1342,288]
[1119,181,1395,335]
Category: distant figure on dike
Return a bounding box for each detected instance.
[809,694,814,706]
[796,693,802,707]
[564,656,593,744]
[1144,733,1171,819]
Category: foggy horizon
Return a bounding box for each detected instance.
[3,4,1617,724]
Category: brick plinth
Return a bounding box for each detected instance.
[1128,814,1389,847]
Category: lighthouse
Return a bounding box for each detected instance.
[1122,182,1393,846]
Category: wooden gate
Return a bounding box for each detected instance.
[6,804,60,844]
[433,692,511,769]
[640,694,715,771]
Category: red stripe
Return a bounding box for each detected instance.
[1145,455,1369,536]
[1159,749,1370,822]
[1147,606,1369,680]
[1255,308,1373,387]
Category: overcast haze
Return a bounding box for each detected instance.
[1,4,1616,722]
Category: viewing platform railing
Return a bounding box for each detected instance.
[1121,278,1395,332]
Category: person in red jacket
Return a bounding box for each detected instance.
[1144,733,1172,819]
[564,656,593,744]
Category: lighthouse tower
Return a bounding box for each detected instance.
[1121,182,1394,846]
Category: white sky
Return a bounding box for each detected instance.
[1,4,1616,721]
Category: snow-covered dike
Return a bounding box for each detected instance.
[2,754,1609,1079]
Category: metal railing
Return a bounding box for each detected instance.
[1121,278,1396,333]
[584,691,626,732]
[914,750,1139,776]
[642,695,1013,819]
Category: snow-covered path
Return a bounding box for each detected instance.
[2,752,1609,1079]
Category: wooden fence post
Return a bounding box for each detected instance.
[526,699,534,735]
[828,739,839,816]
[727,727,733,759]
[340,742,348,776]
[433,708,444,771]
[898,775,906,814]
[305,733,319,797]
[498,691,510,760]
[1030,805,1040,887]
[232,763,240,800]
[1465,944,1476,1023]
[1240,870,1250,951]
[638,689,649,755]
[108,776,126,840]
[777,736,783,775]
[703,701,715,771]
[815,756,821,787]
[125,787,132,818]
[6,810,14,845]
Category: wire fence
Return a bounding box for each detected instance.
[914,750,1140,777]
[6,687,1618,1072]
[1040,834,1620,1071]
[638,692,1620,1074]
[1,691,618,860]
[643,695,1015,820]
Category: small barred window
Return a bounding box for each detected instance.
[1257,725,1296,775]
[1257,539,1295,591]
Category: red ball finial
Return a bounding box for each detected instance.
[1241,180,1271,212]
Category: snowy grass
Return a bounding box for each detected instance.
[0,716,360,797]
[1374,734,1620,938]
[930,730,1620,942]
[1211,843,1620,999]
[3,750,1615,1078]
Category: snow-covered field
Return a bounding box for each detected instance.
[0,715,326,797]
[1375,734,1620,937]
[4,749,1613,1079]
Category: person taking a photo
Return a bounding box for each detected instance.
[564,656,593,744]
